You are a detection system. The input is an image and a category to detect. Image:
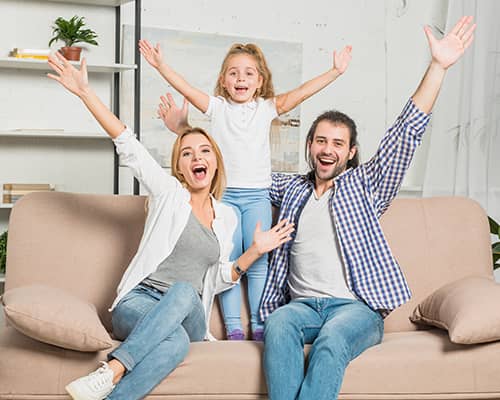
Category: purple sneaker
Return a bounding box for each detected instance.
[227,329,245,340]
[252,329,264,341]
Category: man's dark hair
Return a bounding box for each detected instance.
[305,110,360,171]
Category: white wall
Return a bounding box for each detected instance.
[0,0,452,232]
[121,0,449,193]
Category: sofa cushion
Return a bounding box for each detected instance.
[410,276,500,344]
[2,328,500,399]
[2,284,112,351]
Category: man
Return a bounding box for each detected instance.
[160,16,475,400]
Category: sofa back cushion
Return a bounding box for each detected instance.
[4,193,492,336]
[380,197,492,332]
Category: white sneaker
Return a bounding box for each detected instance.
[65,361,116,400]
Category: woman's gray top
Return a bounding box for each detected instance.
[143,211,220,295]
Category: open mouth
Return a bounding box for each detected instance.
[318,157,336,167]
[192,165,207,180]
[235,86,248,94]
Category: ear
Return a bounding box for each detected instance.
[348,145,357,160]
[257,74,263,89]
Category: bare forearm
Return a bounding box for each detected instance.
[156,63,209,112]
[411,62,447,114]
[276,68,341,115]
[230,244,261,281]
[79,88,125,138]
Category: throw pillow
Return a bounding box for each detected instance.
[2,284,112,351]
[410,276,500,344]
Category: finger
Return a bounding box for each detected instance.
[182,97,189,111]
[55,50,70,66]
[81,57,87,74]
[461,22,476,43]
[273,219,289,231]
[423,25,436,48]
[463,33,474,51]
[47,73,61,82]
[450,16,467,36]
[458,16,474,38]
[166,93,177,107]
[255,221,262,233]
[48,58,63,74]
[160,95,170,108]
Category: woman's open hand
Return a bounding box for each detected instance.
[252,219,294,256]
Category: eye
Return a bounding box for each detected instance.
[229,71,236,76]
[316,138,325,144]
[202,148,211,153]
[182,151,192,157]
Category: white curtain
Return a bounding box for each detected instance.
[422,0,500,223]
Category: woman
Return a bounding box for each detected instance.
[47,52,294,400]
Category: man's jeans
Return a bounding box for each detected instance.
[264,297,384,400]
[107,282,206,400]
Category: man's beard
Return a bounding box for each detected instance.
[312,156,348,182]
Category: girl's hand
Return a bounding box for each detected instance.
[158,93,190,135]
[252,219,294,256]
[47,52,89,97]
[139,40,164,69]
[333,45,352,75]
[424,16,476,70]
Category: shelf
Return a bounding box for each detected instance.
[0,58,136,73]
[0,204,13,209]
[47,0,133,6]
[0,130,111,140]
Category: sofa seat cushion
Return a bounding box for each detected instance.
[2,327,500,399]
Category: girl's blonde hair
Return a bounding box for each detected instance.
[214,43,275,100]
[170,127,226,200]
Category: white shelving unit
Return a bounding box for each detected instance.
[0,57,136,73]
[0,0,142,278]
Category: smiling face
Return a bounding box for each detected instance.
[220,53,263,103]
[308,121,357,185]
[175,133,218,194]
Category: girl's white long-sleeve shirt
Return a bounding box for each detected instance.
[110,128,239,340]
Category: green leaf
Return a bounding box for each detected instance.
[489,216,500,238]
[493,242,500,255]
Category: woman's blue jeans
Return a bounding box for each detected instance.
[106,282,206,400]
[219,188,272,334]
[263,297,384,400]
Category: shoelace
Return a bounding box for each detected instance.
[87,362,113,392]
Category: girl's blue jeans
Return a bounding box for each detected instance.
[107,282,206,400]
[219,187,272,334]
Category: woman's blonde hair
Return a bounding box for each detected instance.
[214,43,275,100]
[170,127,226,200]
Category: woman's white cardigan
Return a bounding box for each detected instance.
[110,128,239,340]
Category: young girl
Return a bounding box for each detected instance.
[47,52,294,400]
[139,39,351,340]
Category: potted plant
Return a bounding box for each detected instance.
[48,15,98,61]
[0,230,7,275]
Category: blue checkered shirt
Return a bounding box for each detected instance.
[260,99,431,321]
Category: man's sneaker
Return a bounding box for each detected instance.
[226,328,245,340]
[65,361,116,400]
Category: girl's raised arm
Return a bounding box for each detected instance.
[139,40,210,113]
[47,52,125,138]
[275,45,352,116]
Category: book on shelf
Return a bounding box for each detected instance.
[8,48,51,60]
[3,183,53,191]
[2,183,55,204]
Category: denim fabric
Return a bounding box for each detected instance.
[219,188,272,333]
[264,297,384,400]
[107,282,206,400]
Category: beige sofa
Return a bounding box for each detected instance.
[1,191,500,399]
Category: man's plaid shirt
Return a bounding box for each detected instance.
[259,99,431,321]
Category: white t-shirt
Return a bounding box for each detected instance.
[205,95,278,188]
[288,189,356,301]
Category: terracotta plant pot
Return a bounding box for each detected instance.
[60,46,82,61]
